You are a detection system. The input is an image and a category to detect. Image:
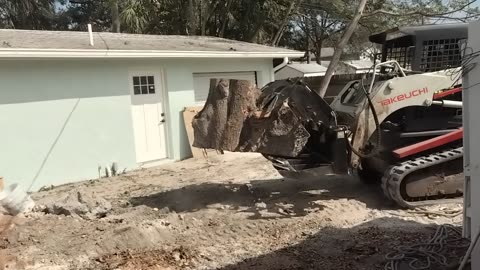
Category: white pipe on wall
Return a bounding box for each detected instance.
[88,24,94,47]
[273,57,289,72]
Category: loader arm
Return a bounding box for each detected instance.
[344,66,462,168]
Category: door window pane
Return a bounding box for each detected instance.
[149,85,155,94]
[133,76,140,86]
[148,76,154,84]
[134,86,140,95]
[132,75,157,95]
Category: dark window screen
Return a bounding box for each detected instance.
[419,38,463,72]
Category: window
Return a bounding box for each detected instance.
[132,75,155,95]
[385,45,414,70]
[420,38,463,72]
[340,81,365,105]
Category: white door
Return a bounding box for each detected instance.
[129,71,167,163]
[193,72,256,104]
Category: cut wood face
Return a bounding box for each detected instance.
[183,106,222,159]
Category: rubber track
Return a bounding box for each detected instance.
[381,147,464,209]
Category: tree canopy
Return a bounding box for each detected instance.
[0,0,478,57]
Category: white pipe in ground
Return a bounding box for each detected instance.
[0,184,35,215]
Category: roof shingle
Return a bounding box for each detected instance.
[0,29,301,55]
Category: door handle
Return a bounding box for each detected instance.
[159,112,166,124]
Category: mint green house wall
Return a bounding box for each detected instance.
[0,58,273,191]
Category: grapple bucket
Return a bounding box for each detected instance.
[192,79,349,177]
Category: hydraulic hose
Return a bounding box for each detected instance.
[347,75,382,159]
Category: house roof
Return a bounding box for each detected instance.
[0,29,304,59]
[319,48,334,58]
[286,63,328,74]
[320,61,331,68]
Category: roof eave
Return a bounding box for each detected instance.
[0,49,304,59]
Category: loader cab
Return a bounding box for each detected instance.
[370,23,468,72]
[330,23,468,125]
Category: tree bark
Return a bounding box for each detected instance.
[187,0,196,35]
[219,0,233,38]
[249,21,265,43]
[316,0,368,97]
[192,79,258,151]
[315,42,322,64]
[315,17,326,65]
[200,0,207,35]
[200,0,216,36]
[305,17,311,64]
[192,79,229,150]
[110,0,120,33]
[221,80,258,150]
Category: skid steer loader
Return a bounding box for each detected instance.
[197,23,468,208]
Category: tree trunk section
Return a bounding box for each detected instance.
[110,0,120,33]
[315,23,325,65]
[316,0,368,97]
[200,1,216,36]
[305,17,311,64]
[219,0,233,37]
[192,79,334,158]
[249,23,264,43]
[201,9,208,36]
[187,0,196,35]
[192,79,229,149]
[192,79,258,152]
[221,80,257,149]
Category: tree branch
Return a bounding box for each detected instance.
[430,12,480,22]
[317,0,368,97]
[272,0,302,46]
[219,0,233,38]
[363,0,477,17]
[110,0,120,33]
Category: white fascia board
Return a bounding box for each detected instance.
[0,48,305,59]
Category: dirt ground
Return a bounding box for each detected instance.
[0,153,465,270]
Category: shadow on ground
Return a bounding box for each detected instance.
[130,175,390,219]
[216,217,468,270]
[85,217,469,270]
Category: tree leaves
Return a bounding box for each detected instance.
[0,0,57,29]
[120,0,150,33]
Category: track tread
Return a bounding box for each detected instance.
[381,147,463,209]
